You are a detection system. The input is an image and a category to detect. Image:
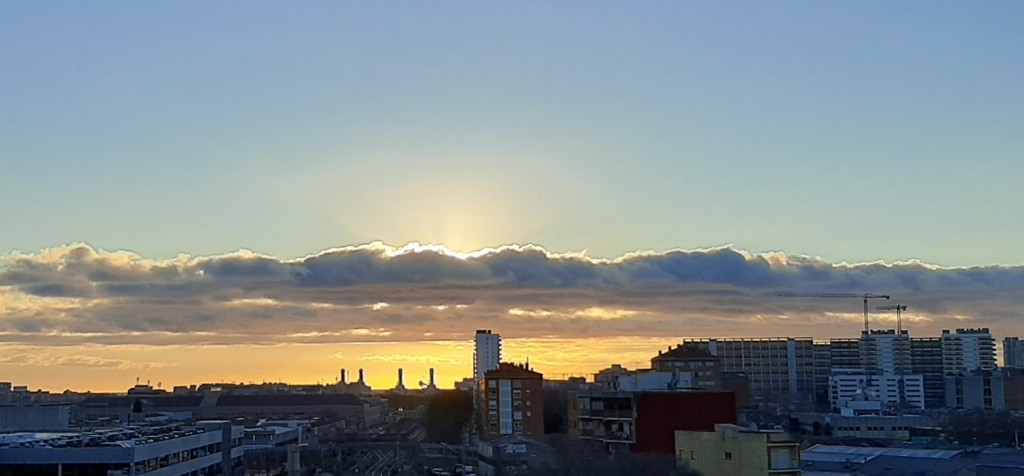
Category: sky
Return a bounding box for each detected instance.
[1,2,1023,392]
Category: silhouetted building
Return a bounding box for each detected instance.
[1005,337,1024,368]
[650,344,722,390]
[910,337,946,408]
[813,342,832,406]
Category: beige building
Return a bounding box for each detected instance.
[675,424,801,476]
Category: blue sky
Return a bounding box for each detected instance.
[3,3,1024,390]
[2,1,1023,265]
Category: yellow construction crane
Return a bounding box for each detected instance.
[778,292,890,333]
[877,304,908,335]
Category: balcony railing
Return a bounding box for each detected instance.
[578,428,635,443]
[577,409,634,419]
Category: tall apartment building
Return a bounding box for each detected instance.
[813,343,832,405]
[826,331,923,409]
[828,338,863,370]
[1005,337,1024,368]
[480,363,544,440]
[828,331,911,374]
[941,328,996,373]
[474,329,503,434]
[909,337,946,409]
[475,330,502,384]
[684,338,815,403]
[862,330,912,374]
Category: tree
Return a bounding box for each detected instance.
[944,411,1024,447]
[544,386,569,434]
[424,391,473,443]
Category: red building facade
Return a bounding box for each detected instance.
[570,390,737,454]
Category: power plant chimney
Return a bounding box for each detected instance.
[358,369,365,383]
[429,368,436,387]
[395,368,407,391]
[340,369,348,384]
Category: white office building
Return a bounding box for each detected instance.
[942,328,996,373]
[474,330,502,386]
[594,365,695,392]
[829,370,925,410]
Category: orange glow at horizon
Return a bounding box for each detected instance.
[0,337,685,394]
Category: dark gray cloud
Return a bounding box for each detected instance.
[1,242,1023,345]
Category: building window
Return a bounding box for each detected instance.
[513,380,522,388]
[724,452,732,461]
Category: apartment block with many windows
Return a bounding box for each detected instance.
[480,363,544,440]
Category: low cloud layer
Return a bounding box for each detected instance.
[2,242,1023,346]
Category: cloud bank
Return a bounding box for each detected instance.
[2,242,1023,346]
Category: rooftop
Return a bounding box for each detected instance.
[651,344,718,361]
[485,362,543,379]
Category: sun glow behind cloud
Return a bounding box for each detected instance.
[3,241,1024,391]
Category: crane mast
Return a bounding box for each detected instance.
[877,304,908,335]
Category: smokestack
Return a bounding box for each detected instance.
[358,369,365,383]
[398,368,404,387]
[429,368,436,387]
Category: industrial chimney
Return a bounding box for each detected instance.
[358,369,365,383]
[340,369,348,384]
[395,368,407,391]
